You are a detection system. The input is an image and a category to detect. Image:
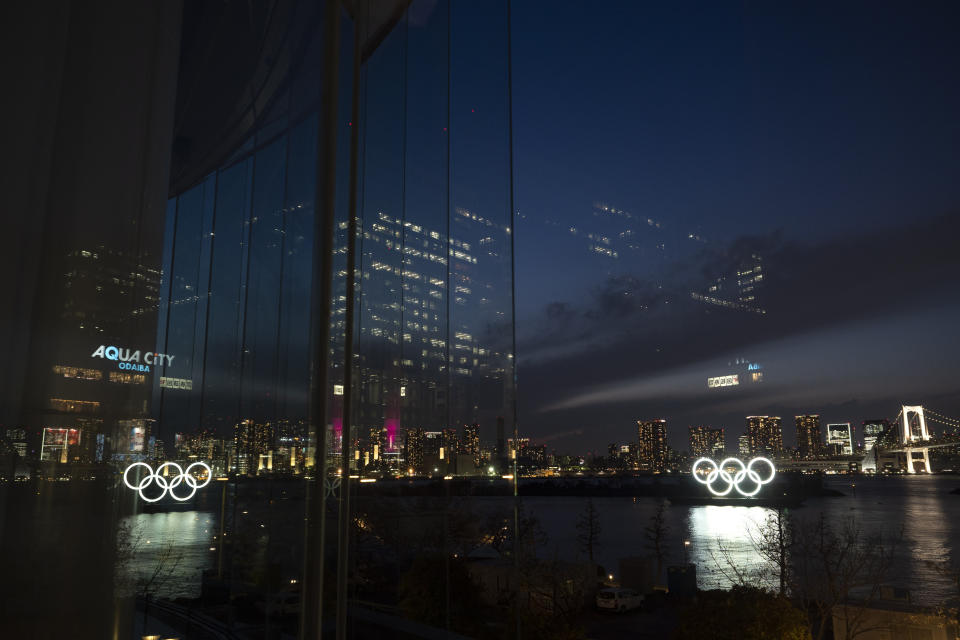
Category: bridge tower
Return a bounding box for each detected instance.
[901,405,931,474]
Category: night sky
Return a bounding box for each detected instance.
[509,1,960,452]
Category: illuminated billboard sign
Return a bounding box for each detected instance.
[827,423,853,455]
[130,425,145,453]
[40,427,81,462]
[707,374,739,388]
[90,345,175,373]
[159,376,193,390]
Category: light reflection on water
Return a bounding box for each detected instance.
[527,476,960,606]
[116,477,960,606]
[119,510,216,599]
[687,505,778,590]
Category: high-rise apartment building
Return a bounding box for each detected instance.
[463,423,481,467]
[423,431,443,475]
[235,420,274,476]
[746,416,783,457]
[623,444,637,468]
[689,426,725,458]
[442,428,460,460]
[608,442,620,461]
[405,428,425,475]
[638,419,668,472]
[507,437,530,461]
[738,435,751,456]
[4,429,27,459]
[795,415,823,459]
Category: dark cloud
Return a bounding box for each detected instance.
[586,275,666,319]
[518,212,960,449]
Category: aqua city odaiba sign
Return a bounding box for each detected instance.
[90,345,175,373]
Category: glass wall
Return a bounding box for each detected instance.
[148,1,520,637]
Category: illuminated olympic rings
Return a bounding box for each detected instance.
[123,461,212,502]
[691,456,776,497]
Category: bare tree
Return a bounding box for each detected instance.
[484,501,546,560]
[709,512,900,640]
[643,499,670,582]
[923,559,960,633]
[750,507,795,596]
[115,522,185,629]
[790,514,899,640]
[707,536,756,588]
[515,554,589,640]
[575,498,601,562]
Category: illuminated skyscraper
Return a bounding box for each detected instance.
[623,444,636,468]
[507,437,529,460]
[795,415,823,459]
[746,416,782,457]
[22,249,162,468]
[735,255,764,309]
[637,419,667,472]
[405,428,425,475]
[463,423,480,467]
[862,419,891,453]
[738,435,751,456]
[694,254,766,315]
[235,420,273,476]
[689,426,725,457]
[442,428,460,460]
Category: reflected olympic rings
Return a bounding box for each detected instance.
[691,456,775,497]
[123,461,211,502]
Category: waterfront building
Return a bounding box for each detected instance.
[423,431,443,475]
[4,429,27,459]
[795,414,823,459]
[638,419,668,472]
[863,419,892,453]
[442,428,460,458]
[405,428,425,475]
[608,442,620,463]
[739,435,751,456]
[746,416,783,457]
[507,437,530,461]
[234,419,275,476]
[689,426,725,458]
[463,423,481,467]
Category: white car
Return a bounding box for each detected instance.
[596,587,644,612]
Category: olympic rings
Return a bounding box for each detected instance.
[123,461,211,502]
[692,456,775,497]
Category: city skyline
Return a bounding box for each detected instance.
[511,1,960,451]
